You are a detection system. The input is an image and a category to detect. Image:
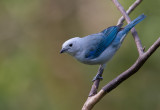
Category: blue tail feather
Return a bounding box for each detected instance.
[121,14,146,35]
[115,14,146,43]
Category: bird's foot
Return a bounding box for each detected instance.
[92,74,103,82]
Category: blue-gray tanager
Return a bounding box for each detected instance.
[60,14,146,81]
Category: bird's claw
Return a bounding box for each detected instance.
[92,74,103,82]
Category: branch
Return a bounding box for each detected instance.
[82,0,160,110]
[113,0,144,56]
[117,0,143,25]
[82,38,160,110]
[89,65,104,96]
[102,38,160,93]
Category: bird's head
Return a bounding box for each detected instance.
[60,37,81,56]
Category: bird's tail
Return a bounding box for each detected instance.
[120,14,146,35]
[116,14,146,43]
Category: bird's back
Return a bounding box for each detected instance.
[83,26,122,59]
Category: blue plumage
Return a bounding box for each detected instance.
[84,14,146,60]
[85,26,121,59]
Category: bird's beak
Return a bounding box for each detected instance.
[60,48,67,54]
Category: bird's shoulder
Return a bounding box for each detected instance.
[81,33,104,51]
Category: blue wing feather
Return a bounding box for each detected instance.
[85,14,145,59]
[85,26,120,59]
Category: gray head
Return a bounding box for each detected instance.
[60,37,81,56]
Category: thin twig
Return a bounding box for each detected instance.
[89,65,104,96]
[117,0,143,25]
[113,0,144,56]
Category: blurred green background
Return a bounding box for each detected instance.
[0,0,160,110]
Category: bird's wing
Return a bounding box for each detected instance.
[85,26,120,59]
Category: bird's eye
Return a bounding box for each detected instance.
[69,44,73,47]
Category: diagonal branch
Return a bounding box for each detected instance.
[89,65,104,96]
[117,0,143,25]
[113,0,144,56]
[82,38,160,110]
[102,38,160,93]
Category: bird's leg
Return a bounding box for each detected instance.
[92,64,105,82]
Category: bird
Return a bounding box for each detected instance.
[60,14,146,81]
